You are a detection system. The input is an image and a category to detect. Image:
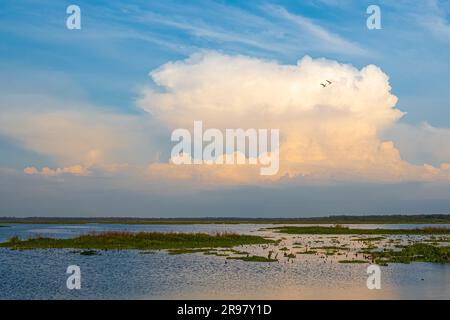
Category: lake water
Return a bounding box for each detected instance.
[0,223,449,299]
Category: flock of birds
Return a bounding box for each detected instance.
[320,80,333,88]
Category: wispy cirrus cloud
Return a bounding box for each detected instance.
[262,4,369,56]
[418,12,450,40]
[124,1,369,58]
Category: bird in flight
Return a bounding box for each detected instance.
[320,80,333,88]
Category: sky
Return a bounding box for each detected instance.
[1,0,450,217]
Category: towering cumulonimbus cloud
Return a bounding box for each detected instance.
[139,51,450,183]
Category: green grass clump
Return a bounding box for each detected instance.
[167,248,212,255]
[270,226,450,235]
[228,249,250,255]
[351,237,385,242]
[0,231,274,250]
[424,237,450,243]
[6,236,20,245]
[80,250,99,256]
[226,255,278,262]
[338,260,367,264]
[311,246,350,250]
[297,250,317,254]
[370,244,450,264]
[203,251,229,257]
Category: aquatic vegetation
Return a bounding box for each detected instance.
[139,251,157,254]
[228,249,250,255]
[80,250,99,256]
[311,246,350,251]
[371,244,450,264]
[424,237,450,243]
[6,236,20,245]
[204,251,229,257]
[167,248,212,255]
[338,260,367,264]
[0,231,274,250]
[226,255,277,262]
[358,249,375,254]
[270,226,450,235]
[297,250,317,254]
[351,237,385,242]
[201,250,230,256]
[274,239,282,245]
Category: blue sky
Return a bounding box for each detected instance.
[1,0,449,123]
[1,0,450,216]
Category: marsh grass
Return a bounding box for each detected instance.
[311,246,350,251]
[167,248,214,255]
[228,249,250,255]
[80,250,99,256]
[226,255,278,262]
[270,226,450,235]
[139,251,157,254]
[338,260,367,264]
[203,251,229,257]
[370,243,450,264]
[351,237,385,242]
[424,237,450,243]
[0,231,274,250]
[297,250,317,254]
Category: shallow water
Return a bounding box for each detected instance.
[0,223,449,299]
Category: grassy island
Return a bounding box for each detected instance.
[0,231,274,250]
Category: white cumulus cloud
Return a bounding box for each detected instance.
[138,51,450,183]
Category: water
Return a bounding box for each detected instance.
[0,223,449,299]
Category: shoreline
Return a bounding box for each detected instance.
[1,214,450,225]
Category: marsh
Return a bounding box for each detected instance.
[0,223,449,299]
